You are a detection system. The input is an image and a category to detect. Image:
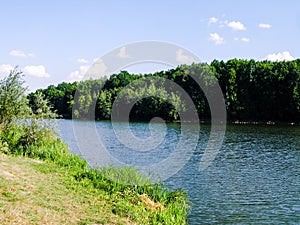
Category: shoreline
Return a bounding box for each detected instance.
[0,139,189,225]
[62,118,300,126]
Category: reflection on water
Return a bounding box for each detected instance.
[59,120,300,224]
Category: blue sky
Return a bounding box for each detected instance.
[0,0,299,91]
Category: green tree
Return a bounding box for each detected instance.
[27,60,300,123]
[97,90,112,120]
[30,92,57,119]
[0,69,30,131]
[0,68,57,153]
[21,92,58,146]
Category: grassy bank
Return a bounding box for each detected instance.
[0,139,188,225]
[0,70,188,224]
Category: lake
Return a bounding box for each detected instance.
[58,120,300,224]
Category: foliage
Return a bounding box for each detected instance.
[0,70,58,153]
[30,59,300,122]
[21,92,58,147]
[0,69,30,131]
[28,82,78,119]
[72,79,106,119]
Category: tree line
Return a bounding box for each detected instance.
[28,59,300,122]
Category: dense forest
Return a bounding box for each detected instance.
[28,59,300,123]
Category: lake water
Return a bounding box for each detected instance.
[58,120,300,224]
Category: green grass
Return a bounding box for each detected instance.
[0,138,189,224]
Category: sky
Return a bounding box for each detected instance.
[0,0,299,91]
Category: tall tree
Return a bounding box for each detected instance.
[0,69,30,131]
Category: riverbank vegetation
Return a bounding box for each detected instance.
[0,70,188,224]
[29,59,300,123]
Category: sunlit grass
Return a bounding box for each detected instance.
[0,138,188,224]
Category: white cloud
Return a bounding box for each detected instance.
[87,59,108,79]
[93,57,100,63]
[266,51,294,61]
[0,64,14,76]
[259,23,272,29]
[1,64,50,78]
[234,37,250,42]
[67,58,108,82]
[77,58,89,64]
[176,49,195,64]
[241,37,250,42]
[9,50,35,58]
[219,20,228,28]
[208,17,218,25]
[117,47,130,58]
[23,65,50,78]
[68,65,90,82]
[209,33,224,45]
[227,21,246,30]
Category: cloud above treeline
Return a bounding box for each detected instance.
[67,57,108,82]
[176,49,196,64]
[2,50,50,78]
[23,65,50,78]
[0,64,50,78]
[266,51,294,61]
